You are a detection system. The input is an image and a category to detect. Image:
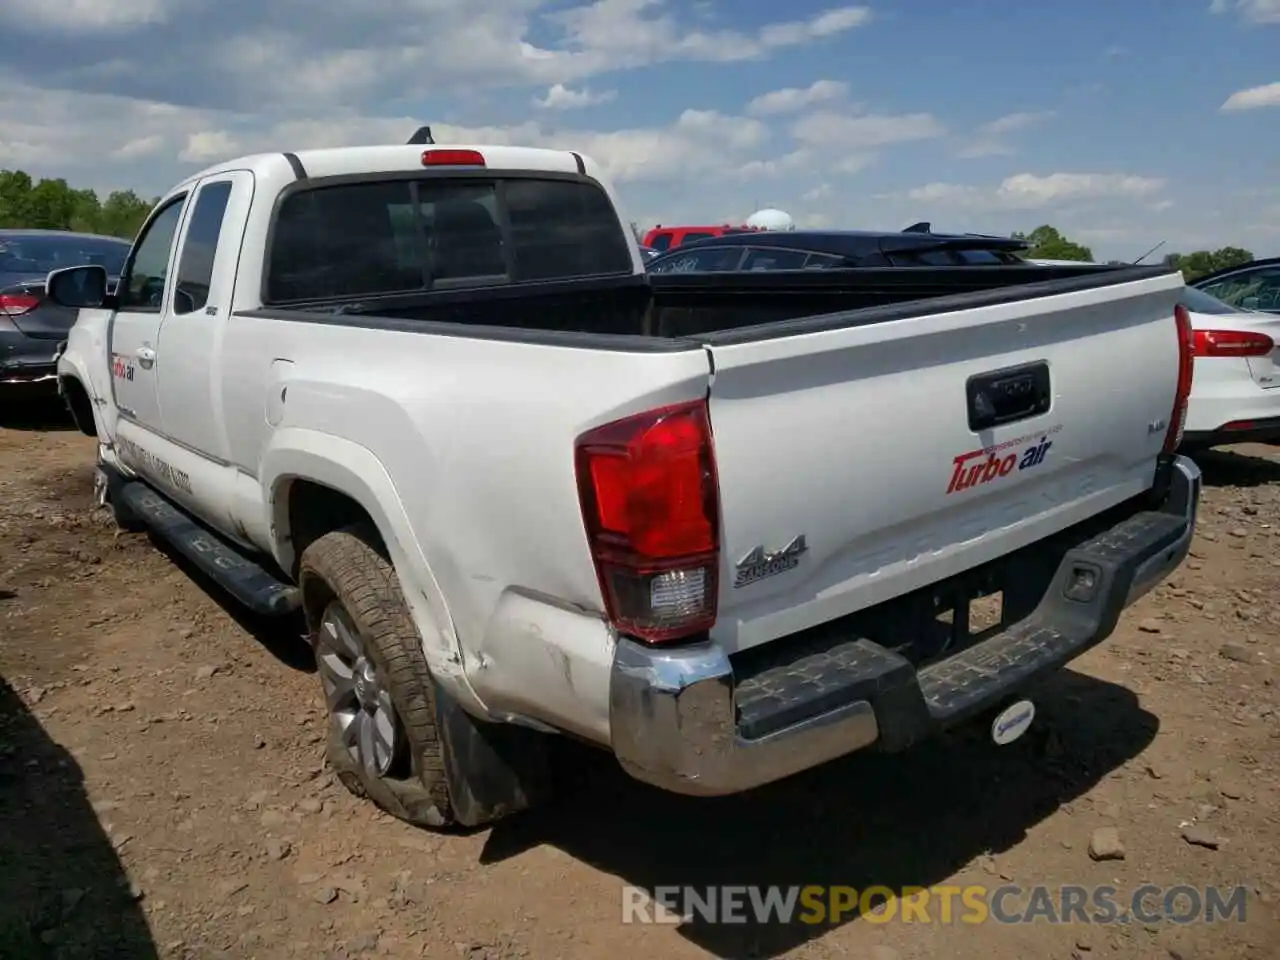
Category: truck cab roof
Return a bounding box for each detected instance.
[175,143,602,199]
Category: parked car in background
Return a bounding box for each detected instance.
[641,223,756,252]
[646,227,1032,274]
[1178,284,1280,447]
[1191,257,1280,315]
[1,229,130,394]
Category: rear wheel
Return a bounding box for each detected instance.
[298,526,454,827]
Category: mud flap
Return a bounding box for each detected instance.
[434,684,554,828]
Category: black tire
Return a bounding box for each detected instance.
[297,525,455,828]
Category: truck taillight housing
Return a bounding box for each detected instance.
[1163,303,1195,454]
[574,399,720,644]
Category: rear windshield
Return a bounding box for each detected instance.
[1180,285,1245,315]
[265,176,634,303]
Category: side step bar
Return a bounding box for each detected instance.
[115,480,301,616]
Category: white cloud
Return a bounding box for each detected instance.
[533,83,616,109]
[111,135,166,160]
[544,1,873,78]
[746,80,849,116]
[735,150,814,180]
[791,110,945,150]
[1220,81,1280,111]
[801,183,832,202]
[903,172,1167,211]
[179,130,240,164]
[956,111,1054,160]
[2,0,172,32]
[980,111,1055,136]
[1210,0,1280,23]
[0,0,874,114]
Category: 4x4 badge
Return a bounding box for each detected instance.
[734,535,808,588]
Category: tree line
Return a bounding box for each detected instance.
[2,169,1259,283]
[1,170,158,242]
[1013,224,1253,280]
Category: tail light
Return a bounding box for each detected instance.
[1163,303,1195,454]
[421,149,485,166]
[0,292,41,316]
[574,399,720,643]
[1192,329,1274,357]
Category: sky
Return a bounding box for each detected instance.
[1,0,1278,262]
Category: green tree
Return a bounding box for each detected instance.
[1011,224,1094,262]
[1163,246,1254,282]
[0,168,157,240]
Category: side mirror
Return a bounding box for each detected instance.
[46,265,109,308]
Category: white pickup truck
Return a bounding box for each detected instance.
[51,138,1201,829]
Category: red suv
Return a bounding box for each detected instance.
[641,224,757,252]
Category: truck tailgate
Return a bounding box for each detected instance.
[701,269,1186,652]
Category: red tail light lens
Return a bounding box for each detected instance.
[574,399,720,643]
[421,149,486,167]
[1192,329,1274,357]
[1163,303,1195,454]
[0,292,41,316]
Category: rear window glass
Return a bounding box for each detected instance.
[266,176,633,303]
[890,247,1017,266]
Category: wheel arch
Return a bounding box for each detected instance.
[260,428,481,713]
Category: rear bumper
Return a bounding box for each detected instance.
[0,362,57,389]
[1183,415,1280,447]
[1,335,58,388]
[609,455,1201,796]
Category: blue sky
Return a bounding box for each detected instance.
[0,0,1277,260]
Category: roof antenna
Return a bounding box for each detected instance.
[1131,239,1166,265]
[406,126,435,145]
[903,221,931,233]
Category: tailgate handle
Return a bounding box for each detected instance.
[966,361,1051,431]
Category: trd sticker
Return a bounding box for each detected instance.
[116,435,193,495]
[110,353,135,381]
[947,425,1063,495]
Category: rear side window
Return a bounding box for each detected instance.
[889,248,1017,266]
[174,180,233,315]
[266,176,633,303]
[740,247,809,271]
[650,246,742,273]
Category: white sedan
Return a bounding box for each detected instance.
[1179,285,1280,449]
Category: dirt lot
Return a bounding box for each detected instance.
[1,408,1278,960]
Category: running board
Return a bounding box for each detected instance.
[116,481,301,616]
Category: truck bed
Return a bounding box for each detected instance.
[242,262,1174,344]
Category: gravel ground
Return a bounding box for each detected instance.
[1,409,1277,960]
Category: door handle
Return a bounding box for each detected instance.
[136,347,155,369]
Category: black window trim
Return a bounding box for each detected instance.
[118,192,189,314]
[173,178,235,317]
[260,168,635,306]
